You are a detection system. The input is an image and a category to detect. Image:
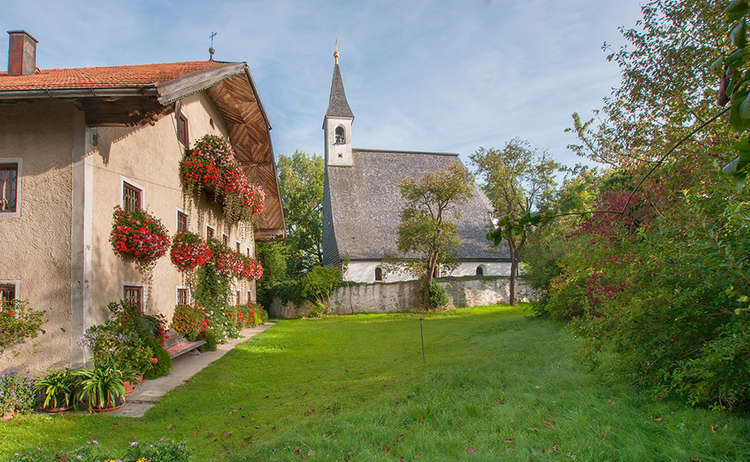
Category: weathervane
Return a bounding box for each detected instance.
[334,38,340,64]
[209,32,217,61]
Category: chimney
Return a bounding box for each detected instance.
[7,30,38,75]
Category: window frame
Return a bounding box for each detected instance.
[0,280,20,309]
[206,225,215,240]
[176,208,189,233]
[177,111,190,147]
[176,286,191,306]
[374,267,383,282]
[120,177,144,213]
[222,233,229,247]
[121,282,145,314]
[0,158,22,218]
[236,241,241,253]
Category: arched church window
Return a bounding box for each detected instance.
[476,265,484,276]
[375,267,383,281]
[335,126,345,144]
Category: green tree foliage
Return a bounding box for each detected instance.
[277,151,325,274]
[471,139,558,305]
[395,164,473,306]
[301,265,342,316]
[256,151,324,306]
[524,0,750,412]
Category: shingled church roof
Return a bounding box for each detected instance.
[324,148,509,261]
[325,63,354,119]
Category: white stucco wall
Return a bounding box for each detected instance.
[0,100,76,373]
[89,92,257,330]
[343,260,511,283]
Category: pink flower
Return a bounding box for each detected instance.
[150,357,158,364]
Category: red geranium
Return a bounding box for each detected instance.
[110,206,170,271]
[179,135,264,222]
[170,231,212,272]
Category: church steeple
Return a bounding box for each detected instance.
[326,56,354,119]
[323,44,354,167]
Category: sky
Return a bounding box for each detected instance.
[2,0,643,168]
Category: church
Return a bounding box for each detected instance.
[321,50,510,283]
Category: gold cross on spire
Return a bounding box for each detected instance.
[334,38,340,64]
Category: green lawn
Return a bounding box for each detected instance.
[1,305,748,461]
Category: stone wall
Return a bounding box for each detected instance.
[269,276,537,318]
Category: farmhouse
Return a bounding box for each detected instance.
[0,31,284,372]
[321,50,509,283]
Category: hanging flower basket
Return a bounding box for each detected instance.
[170,232,212,272]
[240,255,263,280]
[179,135,265,223]
[205,239,237,277]
[110,206,170,272]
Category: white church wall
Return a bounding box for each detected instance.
[343,260,511,283]
[446,262,511,278]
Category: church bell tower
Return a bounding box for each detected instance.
[323,46,354,166]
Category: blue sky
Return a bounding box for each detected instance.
[3,1,642,168]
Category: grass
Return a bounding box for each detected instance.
[1,304,748,461]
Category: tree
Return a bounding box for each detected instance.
[395,164,473,306]
[471,139,558,305]
[276,151,325,274]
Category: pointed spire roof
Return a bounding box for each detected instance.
[326,63,354,119]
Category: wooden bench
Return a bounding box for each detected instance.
[163,328,206,359]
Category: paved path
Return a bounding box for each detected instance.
[112,322,275,418]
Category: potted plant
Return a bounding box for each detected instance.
[34,368,78,412]
[75,367,126,413]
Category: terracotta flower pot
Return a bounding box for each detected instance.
[124,381,137,395]
[45,406,71,414]
[92,401,125,413]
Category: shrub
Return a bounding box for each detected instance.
[0,299,45,355]
[80,323,155,375]
[110,206,170,272]
[171,304,209,341]
[300,265,341,316]
[144,339,172,380]
[199,329,217,352]
[425,281,449,309]
[0,371,36,416]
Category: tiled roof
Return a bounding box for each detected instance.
[0,60,230,91]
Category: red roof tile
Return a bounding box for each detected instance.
[0,60,232,91]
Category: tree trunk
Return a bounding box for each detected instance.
[509,257,518,306]
[424,255,435,308]
[507,233,518,306]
